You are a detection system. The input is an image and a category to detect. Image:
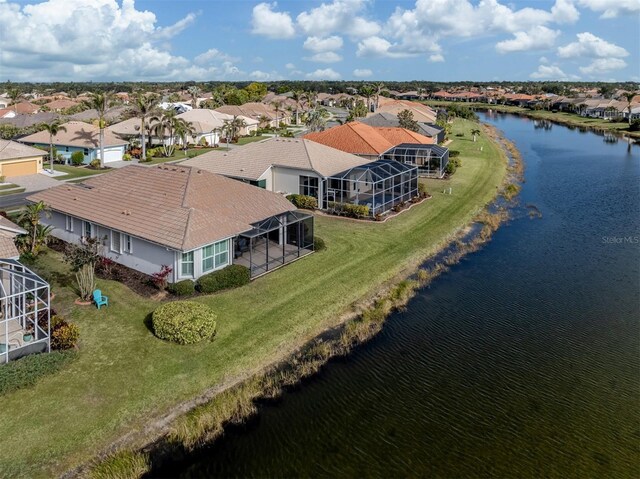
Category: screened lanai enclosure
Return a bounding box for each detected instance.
[0,259,50,364]
[381,143,450,178]
[233,211,314,277]
[325,159,418,217]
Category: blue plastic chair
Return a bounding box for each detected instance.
[93,289,109,309]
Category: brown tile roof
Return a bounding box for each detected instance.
[374,100,437,123]
[19,121,127,149]
[0,217,25,259]
[43,99,80,110]
[28,165,297,251]
[305,122,431,156]
[11,101,39,114]
[0,139,46,161]
[182,137,369,180]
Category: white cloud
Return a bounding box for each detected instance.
[356,36,417,58]
[0,0,233,81]
[297,0,380,38]
[558,32,629,58]
[496,26,560,54]
[251,2,295,39]
[530,64,574,79]
[194,48,238,65]
[551,0,580,23]
[285,63,296,70]
[249,70,282,81]
[306,68,341,80]
[303,35,343,52]
[579,58,627,75]
[429,54,445,62]
[353,68,373,77]
[305,52,343,63]
[577,0,640,18]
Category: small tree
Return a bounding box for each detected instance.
[347,100,368,121]
[40,120,67,173]
[471,128,481,142]
[17,201,51,256]
[398,109,419,132]
[63,237,102,301]
[151,265,173,291]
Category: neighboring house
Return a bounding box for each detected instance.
[0,97,9,109]
[0,112,61,129]
[176,109,240,144]
[360,112,445,143]
[10,101,40,115]
[304,121,434,161]
[183,137,419,216]
[0,139,46,178]
[19,121,127,165]
[107,117,178,147]
[374,98,437,123]
[68,106,128,123]
[0,216,25,259]
[0,109,16,119]
[216,102,290,128]
[28,165,314,280]
[43,99,80,112]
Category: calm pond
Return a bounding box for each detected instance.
[166,114,640,478]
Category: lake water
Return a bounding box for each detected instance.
[167,114,640,478]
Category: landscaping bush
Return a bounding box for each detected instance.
[50,316,80,351]
[450,157,462,168]
[0,351,77,396]
[70,151,85,166]
[196,265,251,294]
[152,301,217,344]
[449,150,461,157]
[122,153,132,161]
[418,182,429,198]
[167,280,195,296]
[445,162,457,175]
[89,159,101,168]
[313,236,326,252]
[327,202,369,219]
[286,194,318,209]
[199,137,209,147]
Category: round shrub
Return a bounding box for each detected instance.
[70,151,85,166]
[286,194,318,210]
[50,317,80,350]
[197,265,251,294]
[314,236,326,252]
[152,301,217,345]
[167,279,195,296]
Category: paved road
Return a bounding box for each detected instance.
[0,190,32,210]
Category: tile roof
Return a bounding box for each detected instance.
[0,139,46,161]
[374,99,437,123]
[360,113,441,138]
[183,137,369,180]
[27,165,297,251]
[176,108,234,133]
[44,99,80,110]
[304,121,433,156]
[0,217,25,259]
[11,102,40,114]
[19,121,128,149]
[0,112,61,128]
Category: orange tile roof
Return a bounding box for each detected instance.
[28,165,297,251]
[375,127,435,145]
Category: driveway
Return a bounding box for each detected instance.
[9,173,60,193]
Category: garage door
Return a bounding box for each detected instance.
[2,160,38,177]
[102,148,123,164]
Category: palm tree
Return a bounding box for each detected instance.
[304,90,318,111]
[17,201,51,255]
[304,108,330,132]
[271,100,284,135]
[83,91,114,168]
[131,92,160,161]
[187,86,201,109]
[374,82,385,110]
[151,113,194,157]
[623,92,635,126]
[471,128,481,142]
[40,120,67,172]
[222,116,247,143]
[8,88,21,113]
[359,84,376,113]
[258,114,271,129]
[291,90,305,125]
[174,119,196,156]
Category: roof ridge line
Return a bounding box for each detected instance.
[351,122,391,154]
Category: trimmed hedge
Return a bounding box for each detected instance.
[286,194,318,209]
[0,351,77,396]
[152,301,217,345]
[197,265,250,294]
[167,280,195,296]
[327,201,369,218]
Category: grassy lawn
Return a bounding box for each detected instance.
[52,164,109,180]
[146,147,224,165]
[0,183,20,191]
[0,187,26,196]
[0,119,506,477]
[424,100,640,138]
[235,135,269,146]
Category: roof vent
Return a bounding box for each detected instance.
[197,170,202,174]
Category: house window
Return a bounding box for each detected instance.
[111,231,122,253]
[202,240,229,273]
[299,176,318,198]
[83,148,89,155]
[83,221,93,238]
[181,251,194,277]
[123,234,132,253]
[65,215,73,232]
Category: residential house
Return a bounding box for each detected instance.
[107,117,178,148]
[0,139,46,178]
[374,98,437,123]
[183,137,419,217]
[19,121,127,165]
[176,109,258,143]
[0,216,25,259]
[216,102,291,128]
[28,165,314,279]
[68,106,129,123]
[304,121,434,161]
[0,109,16,119]
[0,112,61,129]
[360,112,445,143]
[8,101,40,115]
[43,99,80,112]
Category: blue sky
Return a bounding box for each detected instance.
[1,0,638,82]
